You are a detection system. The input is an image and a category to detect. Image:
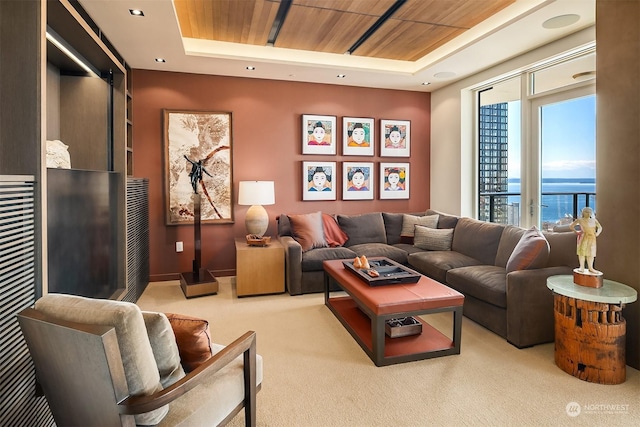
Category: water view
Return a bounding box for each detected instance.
[507,178,596,227]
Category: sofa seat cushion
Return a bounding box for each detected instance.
[349,243,408,264]
[392,243,425,256]
[446,265,507,308]
[408,251,483,283]
[301,247,358,271]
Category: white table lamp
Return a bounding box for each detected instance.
[238,181,275,237]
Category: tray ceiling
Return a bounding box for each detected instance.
[174,0,515,61]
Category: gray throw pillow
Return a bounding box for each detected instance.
[401,214,439,237]
[414,225,454,251]
[506,226,550,273]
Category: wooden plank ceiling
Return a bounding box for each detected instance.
[174,0,515,61]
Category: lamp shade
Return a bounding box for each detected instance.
[238,181,275,237]
[238,181,275,206]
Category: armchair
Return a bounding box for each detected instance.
[17,294,262,426]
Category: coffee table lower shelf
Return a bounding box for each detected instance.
[327,296,458,366]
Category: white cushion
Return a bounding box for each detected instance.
[157,343,264,427]
[414,225,454,251]
[401,214,439,237]
[142,311,186,388]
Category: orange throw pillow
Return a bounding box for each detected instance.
[165,313,213,372]
[322,213,348,247]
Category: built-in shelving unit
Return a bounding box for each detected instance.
[0,0,138,423]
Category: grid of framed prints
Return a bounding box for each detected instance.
[301,114,412,201]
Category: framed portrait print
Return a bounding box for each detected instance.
[303,161,337,201]
[380,162,409,199]
[343,117,374,156]
[380,119,411,157]
[302,114,336,155]
[343,162,374,200]
[163,109,233,225]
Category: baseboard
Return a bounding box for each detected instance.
[150,269,235,282]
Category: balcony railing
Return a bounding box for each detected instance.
[479,191,596,230]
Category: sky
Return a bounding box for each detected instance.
[507,94,596,179]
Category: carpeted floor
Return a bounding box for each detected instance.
[137,277,639,426]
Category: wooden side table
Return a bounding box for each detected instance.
[234,237,285,297]
[547,275,637,384]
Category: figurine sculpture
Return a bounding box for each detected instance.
[569,207,603,274]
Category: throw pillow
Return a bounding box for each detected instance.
[401,214,439,237]
[288,211,328,252]
[322,213,348,247]
[141,311,186,388]
[413,225,454,251]
[506,226,550,273]
[165,313,213,372]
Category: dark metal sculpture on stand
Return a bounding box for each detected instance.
[179,156,219,298]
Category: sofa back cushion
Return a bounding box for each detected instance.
[338,212,387,246]
[495,225,526,267]
[451,217,504,265]
[426,209,460,229]
[382,212,404,245]
[277,214,292,237]
[544,231,578,268]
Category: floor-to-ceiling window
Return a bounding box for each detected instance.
[476,47,595,229]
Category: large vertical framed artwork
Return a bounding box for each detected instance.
[302,114,336,155]
[342,117,374,156]
[303,161,336,201]
[163,110,234,225]
[343,162,374,200]
[380,162,409,199]
[380,119,410,157]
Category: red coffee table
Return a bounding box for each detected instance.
[324,259,464,366]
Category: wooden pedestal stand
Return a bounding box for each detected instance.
[547,275,637,384]
[180,194,218,298]
[553,295,626,384]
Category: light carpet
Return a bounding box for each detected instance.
[137,278,639,426]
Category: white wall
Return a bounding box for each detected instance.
[430,27,595,217]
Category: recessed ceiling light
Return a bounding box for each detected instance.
[246,66,255,71]
[337,74,346,78]
[421,82,431,86]
[542,14,580,29]
[434,72,456,79]
[155,58,166,63]
[129,9,144,16]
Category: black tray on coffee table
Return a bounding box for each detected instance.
[342,257,421,286]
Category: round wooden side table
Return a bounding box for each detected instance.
[547,275,637,384]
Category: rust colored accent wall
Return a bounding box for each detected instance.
[132,70,430,278]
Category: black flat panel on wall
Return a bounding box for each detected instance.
[47,168,121,298]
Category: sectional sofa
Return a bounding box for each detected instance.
[277,209,577,348]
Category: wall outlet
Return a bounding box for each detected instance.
[176,241,183,252]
